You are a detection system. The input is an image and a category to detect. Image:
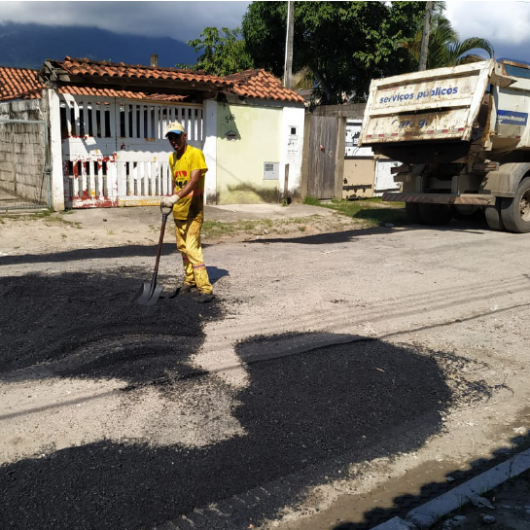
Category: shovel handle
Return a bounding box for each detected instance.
[151,206,173,286]
[160,204,173,221]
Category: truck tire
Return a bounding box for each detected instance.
[485,201,504,231]
[451,205,480,220]
[418,203,453,226]
[500,177,530,233]
[405,202,423,224]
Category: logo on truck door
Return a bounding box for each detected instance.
[392,118,429,129]
[497,110,528,126]
[379,86,459,104]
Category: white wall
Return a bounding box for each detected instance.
[43,88,65,211]
[202,99,218,204]
[280,105,305,196]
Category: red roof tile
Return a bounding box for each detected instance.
[0,67,43,102]
[57,86,188,102]
[3,58,304,105]
[48,56,233,88]
[223,69,305,104]
[50,58,304,103]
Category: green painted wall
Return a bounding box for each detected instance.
[216,103,281,204]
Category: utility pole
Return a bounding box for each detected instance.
[283,0,294,89]
[418,1,433,71]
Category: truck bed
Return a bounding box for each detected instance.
[359,61,496,145]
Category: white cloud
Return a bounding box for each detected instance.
[0,1,251,42]
[445,1,530,46]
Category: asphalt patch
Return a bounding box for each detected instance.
[0,270,221,381]
[0,333,461,530]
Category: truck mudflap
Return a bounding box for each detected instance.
[382,192,495,205]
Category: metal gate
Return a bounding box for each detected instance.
[0,117,50,211]
[60,95,204,208]
[306,113,338,199]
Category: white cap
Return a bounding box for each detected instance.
[165,121,186,136]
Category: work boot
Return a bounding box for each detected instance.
[179,283,196,294]
[197,292,214,304]
[170,283,196,298]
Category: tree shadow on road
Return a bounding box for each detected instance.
[243,216,489,246]
[0,298,472,530]
[0,241,218,267]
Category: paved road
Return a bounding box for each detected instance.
[1,210,529,529]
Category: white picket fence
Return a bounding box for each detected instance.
[60,95,204,208]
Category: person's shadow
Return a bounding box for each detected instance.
[207,266,229,284]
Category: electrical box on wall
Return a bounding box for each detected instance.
[263,162,279,180]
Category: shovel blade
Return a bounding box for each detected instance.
[133,282,164,306]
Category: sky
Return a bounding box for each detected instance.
[0,1,252,43]
[1,1,530,62]
[445,1,530,60]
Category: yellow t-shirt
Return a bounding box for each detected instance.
[169,145,208,220]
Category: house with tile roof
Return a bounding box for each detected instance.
[0,57,305,210]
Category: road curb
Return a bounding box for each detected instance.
[370,447,530,529]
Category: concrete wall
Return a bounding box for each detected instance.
[216,102,282,204]
[0,99,48,205]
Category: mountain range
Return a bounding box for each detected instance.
[0,22,197,70]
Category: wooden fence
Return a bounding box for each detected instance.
[301,104,366,200]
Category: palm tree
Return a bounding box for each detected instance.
[401,2,494,69]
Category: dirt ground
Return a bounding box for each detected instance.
[1,205,530,530]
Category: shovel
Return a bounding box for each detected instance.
[133,205,173,306]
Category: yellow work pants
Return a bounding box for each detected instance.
[174,214,213,294]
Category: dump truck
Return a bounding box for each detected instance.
[358,59,530,232]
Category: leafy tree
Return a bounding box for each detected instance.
[178,27,254,76]
[401,2,494,68]
[242,1,426,105]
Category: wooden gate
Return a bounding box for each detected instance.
[306,114,338,199]
[60,95,204,208]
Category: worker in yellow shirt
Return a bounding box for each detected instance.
[160,122,214,303]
